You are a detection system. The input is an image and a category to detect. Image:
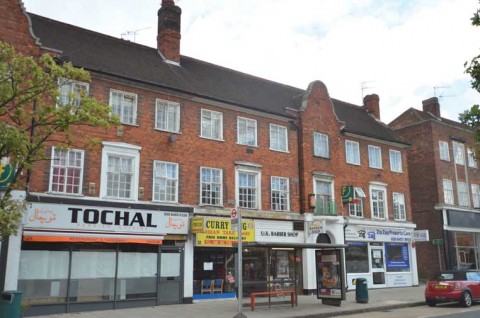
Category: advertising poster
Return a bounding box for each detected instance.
[316,249,343,299]
[195,218,255,246]
[385,243,410,272]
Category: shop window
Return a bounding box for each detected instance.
[454,232,478,270]
[18,250,69,304]
[385,243,410,272]
[345,242,369,273]
[70,251,116,302]
[117,247,157,299]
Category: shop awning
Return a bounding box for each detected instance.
[238,242,347,249]
[23,230,164,245]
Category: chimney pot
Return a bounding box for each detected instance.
[363,94,380,120]
[422,97,441,117]
[157,1,181,63]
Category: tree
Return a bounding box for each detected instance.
[460,5,480,145]
[0,41,120,238]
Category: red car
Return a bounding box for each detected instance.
[425,270,480,307]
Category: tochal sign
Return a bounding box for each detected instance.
[195,218,254,247]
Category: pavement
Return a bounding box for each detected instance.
[32,285,426,318]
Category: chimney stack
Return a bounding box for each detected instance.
[157,0,181,64]
[422,97,441,118]
[363,94,380,120]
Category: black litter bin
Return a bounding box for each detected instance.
[0,290,22,318]
[355,278,368,303]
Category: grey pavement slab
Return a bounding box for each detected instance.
[31,285,426,318]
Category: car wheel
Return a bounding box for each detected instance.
[426,300,436,307]
[460,291,472,308]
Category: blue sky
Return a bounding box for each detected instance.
[23,0,480,123]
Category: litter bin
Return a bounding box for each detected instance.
[355,278,368,303]
[0,290,23,318]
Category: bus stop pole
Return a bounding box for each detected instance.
[234,209,246,318]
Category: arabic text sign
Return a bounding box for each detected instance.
[26,202,189,235]
[195,218,254,246]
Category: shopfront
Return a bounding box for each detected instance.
[19,197,192,315]
[191,217,306,299]
[443,209,480,270]
[345,223,418,290]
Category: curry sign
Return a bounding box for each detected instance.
[205,220,248,231]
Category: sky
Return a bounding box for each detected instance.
[22,0,480,124]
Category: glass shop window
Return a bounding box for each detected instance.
[345,242,369,273]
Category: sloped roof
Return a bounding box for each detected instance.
[389,107,471,131]
[28,13,406,145]
[332,99,407,145]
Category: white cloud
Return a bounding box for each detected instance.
[23,0,480,123]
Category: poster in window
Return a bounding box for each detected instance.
[316,249,343,299]
[385,243,410,272]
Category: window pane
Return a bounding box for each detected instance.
[117,251,157,299]
[346,242,369,273]
[70,251,116,302]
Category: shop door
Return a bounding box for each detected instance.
[158,247,183,304]
[370,246,386,287]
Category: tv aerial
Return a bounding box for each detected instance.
[121,27,151,42]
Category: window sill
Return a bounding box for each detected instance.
[236,142,258,148]
[155,128,182,134]
[198,135,225,142]
[346,162,361,166]
[152,200,179,205]
[46,191,85,197]
[269,148,290,154]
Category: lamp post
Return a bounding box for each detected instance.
[233,208,246,318]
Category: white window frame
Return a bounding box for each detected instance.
[369,183,388,219]
[235,165,261,210]
[49,147,84,195]
[468,148,477,168]
[100,142,141,201]
[200,167,223,206]
[472,184,480,208]
[270,124,288,152]
[443,179,454,205]
[57,78,89,109]
[153,161,179,203]
[439,141,450,161]
[457,181,469,207]
[389,149,402,173]
[314,132,329,158]
[155,99,180,133]
[453,141,465,165]
[271,176,290,211]
[345,140,360,165]
[368,145,382,169]
[348,187,366,218]
[200,109,223,140]
[392,192,406,221]
[237,117,257,146]
[109,89,138,125]
[313,176,335,214]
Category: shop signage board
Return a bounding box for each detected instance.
[412,230,429,242]
[26,202,190,235]
[309,220,323,234]
[195,218,254,247]
[432,239,443,246]
[191,217,205,233]
[345,225,412,243]
[255,219,304,243]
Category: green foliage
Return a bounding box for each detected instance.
[0,41,120,238]
[0,196,24,238]
[462,4,480,154]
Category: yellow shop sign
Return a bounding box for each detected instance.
[195,218,255,247]
[191,217,205,233]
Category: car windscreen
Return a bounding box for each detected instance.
[432,272,464,281]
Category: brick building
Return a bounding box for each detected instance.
[390,97,480,280]
[1,0,417,315]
